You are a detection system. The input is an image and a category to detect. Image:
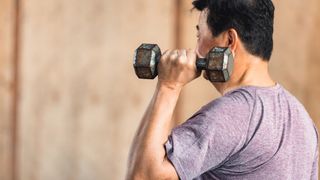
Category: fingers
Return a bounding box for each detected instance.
[158,48,201,85]
[161,49,183,63]
[180,49,187,58]
[161,49,175,66]
[169,50,179,63]
[161,49,197,68]
[186,49,197,66]
[161,49,170,60]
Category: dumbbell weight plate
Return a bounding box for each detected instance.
[133,44,161,79]
[205,47,234,82]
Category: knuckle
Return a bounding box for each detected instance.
[177,55,185,61]
[160,55,167,63]
[177,56,186,63]
[187,49,195,54]
[169,54,177,61]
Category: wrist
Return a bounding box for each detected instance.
[157,81,183,93]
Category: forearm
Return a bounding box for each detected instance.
[127,82,181,179]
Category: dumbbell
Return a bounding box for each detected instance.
[133,43,234,82]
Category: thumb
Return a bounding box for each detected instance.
[195,44,205,58]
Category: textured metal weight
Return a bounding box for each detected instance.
[133,44,161,79]
[205,47,234,82]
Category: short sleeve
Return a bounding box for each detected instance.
[164,96,250,180]
[311,149,319,180]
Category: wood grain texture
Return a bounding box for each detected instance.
[305,0,320,127]
[271,0,317,101]
[305,4,320,179]
[0,0,16,179]
[17,0,175,179]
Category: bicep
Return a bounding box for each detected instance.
[127,157,178,180]
[161,157,179,180]
[311,149,319,180]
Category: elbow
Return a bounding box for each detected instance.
[126,165,178,180]
[126,172,176,180]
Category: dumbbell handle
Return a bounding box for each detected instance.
[196,58,207,70]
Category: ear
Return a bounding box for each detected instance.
[227,28,238,56]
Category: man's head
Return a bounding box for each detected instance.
[193,0,275,61]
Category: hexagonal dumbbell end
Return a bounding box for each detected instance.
[133,43,161,79]
[205,47,234,82]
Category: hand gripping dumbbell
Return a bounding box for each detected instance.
[133,43,234,82]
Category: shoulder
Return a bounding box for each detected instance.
[188,87,257,133]
[200,87,256,116]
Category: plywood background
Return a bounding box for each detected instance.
[0,0,319,180]
[0,0,16,179]
[17,0,175,179]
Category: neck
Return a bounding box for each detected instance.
[213,55,276,95]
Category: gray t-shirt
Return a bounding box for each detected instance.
[165,84,319,180]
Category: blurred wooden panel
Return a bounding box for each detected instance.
[272,0,320,132]
[305,1,320,129]
[271,0,317,101]
[17,0,175,180]
[0,0,16,179]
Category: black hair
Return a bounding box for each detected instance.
[192,0,275,61]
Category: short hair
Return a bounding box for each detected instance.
[192,0,275,61]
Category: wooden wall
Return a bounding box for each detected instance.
[304,0,320,128]
[17,0,175,179]
[0,0,319,180]
[0,0,17,179]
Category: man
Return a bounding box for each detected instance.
[126,0,319,179]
